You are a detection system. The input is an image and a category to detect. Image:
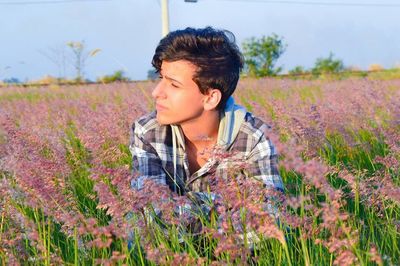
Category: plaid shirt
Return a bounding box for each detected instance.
[129,110,284,195]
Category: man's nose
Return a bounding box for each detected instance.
[151,81,166,99]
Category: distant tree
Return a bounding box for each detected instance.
[38,44,67,79]
[97,70,130,83]
[66,41,101,82]
[288,65,308,76]
[312,52,344,75]
[30,75,76,85]
[147,69,159,80]
[345,65,361,72]
[0,66,11,81]
[242,34,286,77]
[3,77,21,84]
[368,64,384,71]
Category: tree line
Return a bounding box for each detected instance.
[1,35,392,85]
[242,34,345,77]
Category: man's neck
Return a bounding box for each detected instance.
[180,110,220,149]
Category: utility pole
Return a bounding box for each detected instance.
[160,0,198,37]
[161,0,169,37]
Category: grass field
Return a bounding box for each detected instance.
[0,76,399,265]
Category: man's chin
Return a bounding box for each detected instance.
[156,115,172,125]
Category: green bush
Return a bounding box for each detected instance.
[97,70,130,83]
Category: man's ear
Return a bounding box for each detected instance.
[203,89,222,111]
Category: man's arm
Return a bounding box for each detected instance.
[245,131,284,192]
[129,121,167,190]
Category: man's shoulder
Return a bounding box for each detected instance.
[132,111,166,137]
[224,111,278,164]
[240,112,271,140]
[227,111,273,153]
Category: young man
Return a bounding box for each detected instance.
[129,27,283,208]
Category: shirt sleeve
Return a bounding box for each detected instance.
[245,133,284,192]
[129,121,167,190]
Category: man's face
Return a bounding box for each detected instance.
[152,60,208,125]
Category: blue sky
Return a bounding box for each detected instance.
[1,0,399,81]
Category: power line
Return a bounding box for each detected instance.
[214,0,400,7]
[0,0,111,5]
[2,0,399,7]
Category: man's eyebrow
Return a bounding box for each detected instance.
[162,74,184,86]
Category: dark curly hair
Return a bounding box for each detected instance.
[151,27,244,110]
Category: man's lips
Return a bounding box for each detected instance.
[155,103,167,111]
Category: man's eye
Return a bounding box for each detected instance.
[171,83,179,88]
[158,75,163,79]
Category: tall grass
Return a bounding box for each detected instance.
[0,77,399,265]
